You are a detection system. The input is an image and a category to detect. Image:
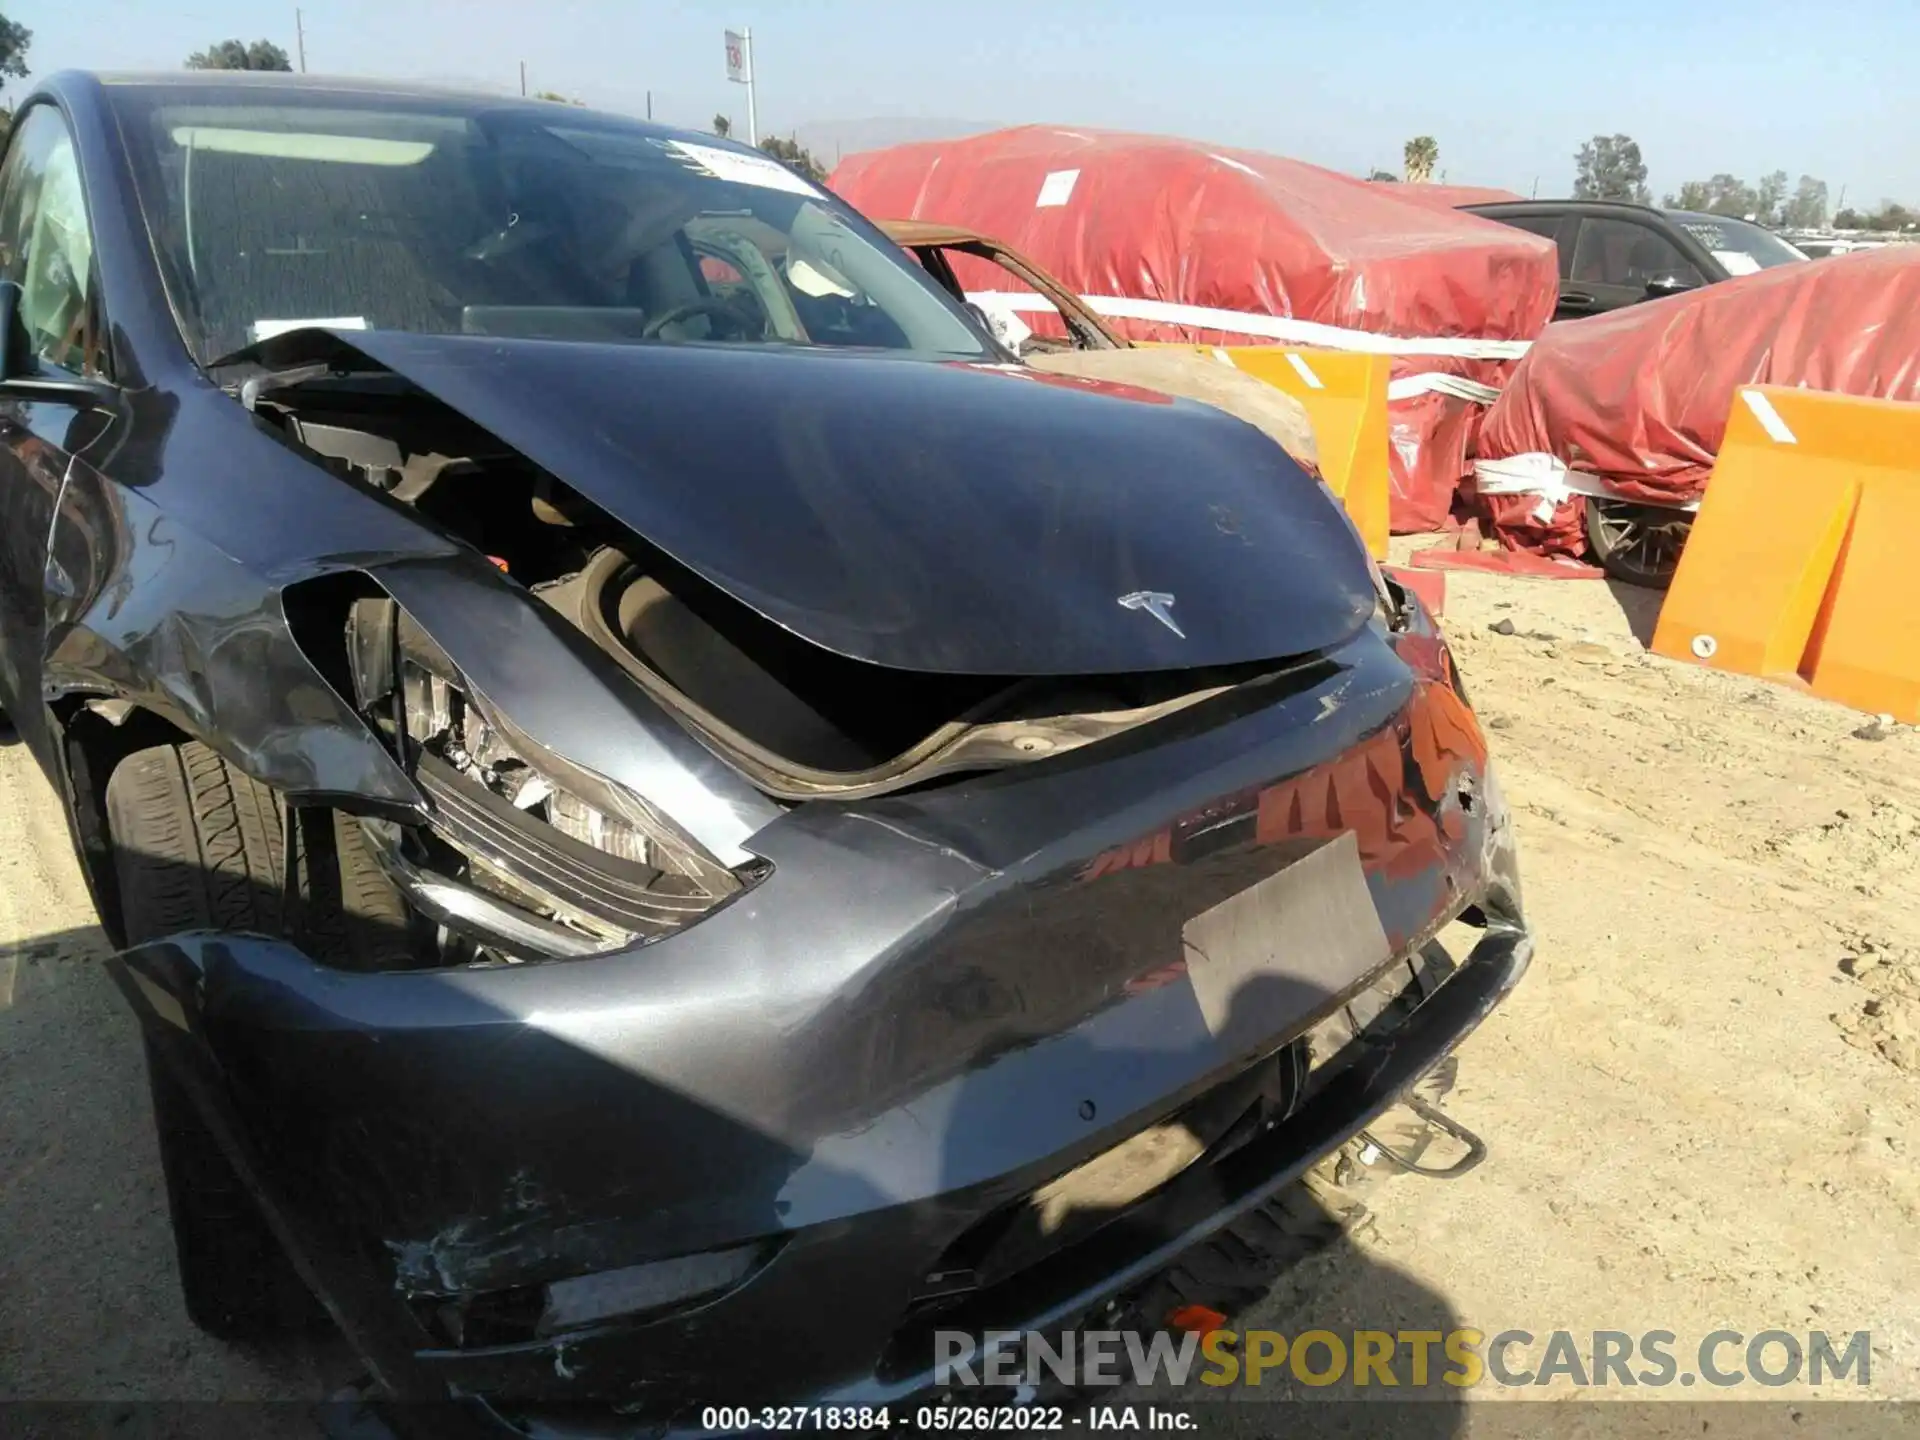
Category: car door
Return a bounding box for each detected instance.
[0,102,111,747]
[1562,216,1704,316]
[1493,210,1575,267]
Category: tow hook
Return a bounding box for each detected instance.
[1356,1094,1487,1180]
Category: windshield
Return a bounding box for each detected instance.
[106,87,991,366]
[1673,215,1808,275]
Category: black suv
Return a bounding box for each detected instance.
[1463,200,1807,321]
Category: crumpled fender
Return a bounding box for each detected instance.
[42,453,424,814]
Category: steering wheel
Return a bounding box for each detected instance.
[642,297,758,340]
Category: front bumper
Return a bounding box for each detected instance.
[500,918,1530,1437]
[111,612,1529,1422]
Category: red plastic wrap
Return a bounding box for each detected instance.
[1478,246,1920,508]
[1464,484,1586,558]
[833,128,1555,533]
[1411,548,1602,580]
[1387,356,1512,532]
[831,127,1558,346]
[1366,183,1525,210]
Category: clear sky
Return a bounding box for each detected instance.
[8,0,1912,207]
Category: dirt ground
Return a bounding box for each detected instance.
[1213,557,1920,1422]
[1,563,1916,1431]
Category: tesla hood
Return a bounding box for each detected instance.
[271,331,1378,675]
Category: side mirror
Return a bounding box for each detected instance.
[1644,273,1696,298]
[0,278,111,408]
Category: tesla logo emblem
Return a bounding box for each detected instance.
[1118,590,1185,639]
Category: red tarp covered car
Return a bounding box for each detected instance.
[831,126,1558,533]
[1473,245,1920,579]
[1366,182,1526,210]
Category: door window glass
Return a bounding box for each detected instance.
[0,105,100,373]
[1570,218,1701,288]
[1501,214,1562,241]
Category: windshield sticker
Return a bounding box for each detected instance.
[661,140,822,198]
[1712,251,1763,276]
[249,317,369,341]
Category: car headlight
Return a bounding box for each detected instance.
[344,598,751,961]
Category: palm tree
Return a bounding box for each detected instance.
[1403,136,1438,184]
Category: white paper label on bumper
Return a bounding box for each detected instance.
[1180,831,1392,1037]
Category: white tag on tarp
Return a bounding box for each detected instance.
[1035,169,1080,208]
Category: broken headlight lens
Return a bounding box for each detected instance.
[345,598,744,959]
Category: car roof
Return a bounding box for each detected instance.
[1465,199,1662,217]
[1664,210,1763,228]
[62,68,700,144]
[1467,199,1775,231]
[876,219,1007,249]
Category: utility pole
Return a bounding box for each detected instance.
[519,60,527,97]
[725,27,759,144]
[743,28,758,146]
[295,8,307,72]
[646,90,653,120]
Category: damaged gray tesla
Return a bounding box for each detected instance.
[0,72,1530,1427]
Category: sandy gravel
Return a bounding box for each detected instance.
[1220,560,1920,1413]
[1,565,1915,1434]
[0,732,355,1428]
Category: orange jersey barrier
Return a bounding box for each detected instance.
[1653,386,1920,721]
[1158,345,1392,559]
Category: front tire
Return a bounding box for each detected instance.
[107,740,408,1338]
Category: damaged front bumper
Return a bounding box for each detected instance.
[111,611,1530,1425]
